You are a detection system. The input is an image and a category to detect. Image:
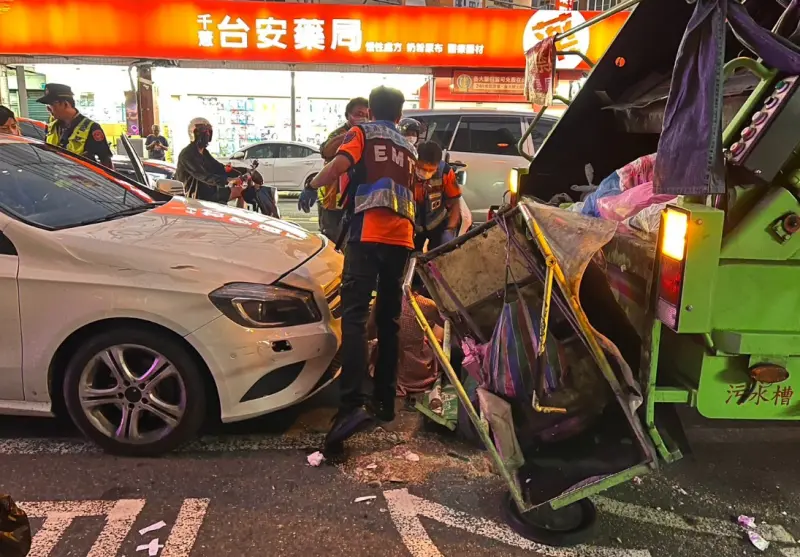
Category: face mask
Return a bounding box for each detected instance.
[416,169,435,181]
[350,116,367,125]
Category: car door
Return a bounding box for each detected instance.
[243,144,276,185]
[0,214,23,400]
[447,115,529,224]
[273,144,316,191]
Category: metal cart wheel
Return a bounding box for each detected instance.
[501,492,597,547]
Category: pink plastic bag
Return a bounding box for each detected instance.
[617,153,657,191]
[596,182,675,222]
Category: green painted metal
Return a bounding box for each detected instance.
[653,387,693,404]
[721,60,778,147]
[643,320,684,463]
[660,328,800,419]
[712,331,800,355]
[671,202,725,334]
[720,188,800,261]
[548,463,653,509]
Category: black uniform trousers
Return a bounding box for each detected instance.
[338,241,411,412]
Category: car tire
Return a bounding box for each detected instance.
[63,326,207,457]
[500,492,597,547]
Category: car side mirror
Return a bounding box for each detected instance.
[231,152,245,160]
[456,169,467,187]
[155,178,185,196]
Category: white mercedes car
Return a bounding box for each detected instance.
[221,140,324,192]
[0,135,342,456]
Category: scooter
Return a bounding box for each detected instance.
[226,160,281,219]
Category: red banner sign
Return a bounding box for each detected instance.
[0,1,628,70]
[452,71,525,95]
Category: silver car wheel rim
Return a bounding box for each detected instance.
[79,344,186,445]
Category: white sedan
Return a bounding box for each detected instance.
[0,135,342,456]
[223,140,324,192]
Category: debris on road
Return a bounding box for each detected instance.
[737,515,756,529]
[138,521,166,535]
[338,435,493,486]
[632,476,643,486]
[354,496,377,503]
[736,515,770,551]
[746,531,770,552]
[307,451,326,467]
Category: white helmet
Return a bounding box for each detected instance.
[188,117,213,143]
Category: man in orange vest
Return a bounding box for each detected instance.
[303,86,417,450]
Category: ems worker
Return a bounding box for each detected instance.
[37,83,114,169]
[175,117,244,204]
[302,86,417,449]
[412,141,462,252]
[316,97,369,241]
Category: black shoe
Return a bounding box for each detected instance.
[324,406,375,447]
[369,399,396,423]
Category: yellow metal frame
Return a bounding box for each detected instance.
[402,259,531,512]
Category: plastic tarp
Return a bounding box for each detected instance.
[520,200,644,407]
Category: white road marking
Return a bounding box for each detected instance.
[384,489,650,557]
[161,498,210,557]
[22,499,145,557]
[593,496,796,543]
[0,430,402,455]
[28,515,73,557]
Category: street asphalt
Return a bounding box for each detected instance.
[2,206,799,557]
[2,384,800,557]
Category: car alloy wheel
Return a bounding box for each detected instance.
[63,327,207,456]
[78,344,186,445]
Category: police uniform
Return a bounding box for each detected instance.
[37,84,113,167]
[335,120,417,415]
[413,161,462,252]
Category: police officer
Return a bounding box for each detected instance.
[302,86,417,449]
[175,117,244,204]
[411,141,462,251]
[37,83,114,169]
[315,97,369,241]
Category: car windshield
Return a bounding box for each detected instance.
[0,142,156,230]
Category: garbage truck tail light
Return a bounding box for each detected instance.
[661,209,688,261]
[508,168,520,195]
[656,208,688,330]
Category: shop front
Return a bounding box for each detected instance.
[0,0,627,157]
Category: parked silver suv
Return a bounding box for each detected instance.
[404,109,558,223]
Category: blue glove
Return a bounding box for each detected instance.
[440,228,456,245]
[298,187,317,213]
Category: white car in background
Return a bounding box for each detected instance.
[404,109,559,224]
[0,135,342,456]
[223,140,324,192]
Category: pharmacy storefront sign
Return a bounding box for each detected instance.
[1,0,628,70]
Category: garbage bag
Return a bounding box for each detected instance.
[0,495,31,557]
[580,171,621,217]
[596,182,675,222]
[622,198,677,237]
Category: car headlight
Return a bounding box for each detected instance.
[209,283,321,328]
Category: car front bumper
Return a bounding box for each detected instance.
[186,239,343,423]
